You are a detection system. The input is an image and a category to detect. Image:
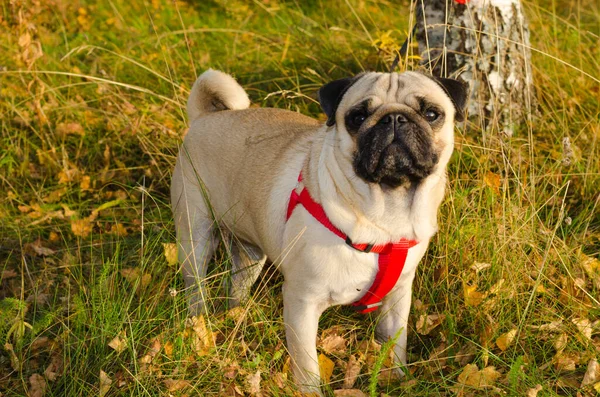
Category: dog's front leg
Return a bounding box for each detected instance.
[283,283,324,395]
[376,269,417,377]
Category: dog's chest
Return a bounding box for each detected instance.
[281,212,380,306]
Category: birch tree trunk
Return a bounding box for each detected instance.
[414,0,535,134]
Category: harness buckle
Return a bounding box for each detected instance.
[345,236,374,253]
[351,302,382,312]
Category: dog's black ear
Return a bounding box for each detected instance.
[318,77,357,126]
[432,77,469,122]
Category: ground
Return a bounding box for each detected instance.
[0,0,599,396]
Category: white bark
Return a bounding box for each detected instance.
[414,0,535,134]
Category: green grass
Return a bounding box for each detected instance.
[1,0,599,395]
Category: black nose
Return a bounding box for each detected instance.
[380,113,408,125]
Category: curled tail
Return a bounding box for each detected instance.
[187,69,250,122]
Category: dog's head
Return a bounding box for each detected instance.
[318,72,467,188]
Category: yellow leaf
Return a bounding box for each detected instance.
[319,353,335,383]
[495,329,517,352]
[163,243,178,266]
[56,122,84,136]
[185,315,215,357]
[463,284,486,306]
[80,175,91,191]
[320,333,347,355]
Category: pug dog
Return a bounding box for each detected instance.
[171,69,466,394]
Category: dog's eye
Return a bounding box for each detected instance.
[424,109,439,122]
[350,112,367,127]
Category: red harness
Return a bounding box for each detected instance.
[286,173,418,313]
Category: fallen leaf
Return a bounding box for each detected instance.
[108,330,127,354]
[471,262,491,273]
[580,254,600,289]
[464,284,487,306]
[528,320,562,333]
[99,370,111,397]
[572,318,592,341]
[526,384,542,397]
[4,343,20,371]
[319,353,335,383]
[163,243,178,266]
[333,390,367,396]
[320,334,347,355]
[245,370,261,395]
[26,239,55,256]
[110,223,128,236]
[484,171,501,194]
[343,354,362,389]
[416,313,445,335]
[457,364,501,388]
[553,351,580,371]
[29,373,46,397]
[56,122,84,136]
[44,352,63,381]
[80,175,91,191]
[71,218,93,238]
[554,333,568,352]
[226,306,246,323]
[186,315,215,356]
[2,269,17,279]
[163,379,190,392]
[163,341,173,358]
[581,359,599,388]
[18,32,31,47]
[495,329,517,352]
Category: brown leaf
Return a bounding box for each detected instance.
[526,384,542,397]
[4,343,20,371]
[320,334,347,355]
[18,32,32,47]
[334,390,367,396]
[29,373,47,397]
[470,262,491,273]
[495,329,517,352]
[245,370,261,395]
[416,313,445,335]
[108,330,127,354]
[553,352,580,372]
[319,354,335,383]
[99,370,111,397]
[44,352,63,382]
[580,254,600,289]
[2,269,17,279]
[343,354,363,389]
[26,239,55,256]
[163,379,190,392]
[56,122,84,136]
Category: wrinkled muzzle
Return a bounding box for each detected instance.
[353,112,439,188]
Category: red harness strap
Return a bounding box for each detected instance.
[286,173,418,314]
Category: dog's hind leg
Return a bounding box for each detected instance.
[226,240,267,308]
[172,164,218,316]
